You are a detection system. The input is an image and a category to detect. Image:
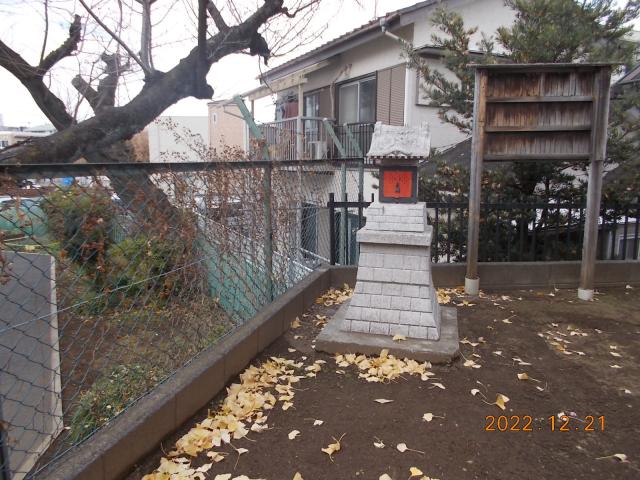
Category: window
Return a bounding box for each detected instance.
[304,93,319,117]
[338,77,376,124]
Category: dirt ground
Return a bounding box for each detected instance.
[130,286,640,480]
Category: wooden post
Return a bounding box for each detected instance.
[579,66,611,301]
[465,69,488,295]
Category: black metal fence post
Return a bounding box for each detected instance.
[329,193,336,265]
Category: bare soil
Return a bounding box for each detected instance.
[130,286,640,480]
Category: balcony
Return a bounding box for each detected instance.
[256,117,375,161]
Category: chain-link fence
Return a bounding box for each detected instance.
[0,159,363,479]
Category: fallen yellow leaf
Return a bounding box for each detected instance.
[493,393,510,410]
[409,467,424,478]
[322,433,346,461]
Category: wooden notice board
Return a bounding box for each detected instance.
[465,63,612,300]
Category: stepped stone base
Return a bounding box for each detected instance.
[315,300,459,363]
[343,202,440,340]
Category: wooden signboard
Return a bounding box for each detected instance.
[465,63,612,300]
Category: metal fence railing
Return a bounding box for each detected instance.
[257,119,375,162]
[426,198,640,263]
[0,159,363,479]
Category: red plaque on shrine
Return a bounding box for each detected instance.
[379,166,418,203]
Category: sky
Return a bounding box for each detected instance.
[0,0,638,128]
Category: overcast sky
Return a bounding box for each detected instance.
[0,0,637,127]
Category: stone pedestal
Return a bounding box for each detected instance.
[316,202,459,362]
[344,201,440,340]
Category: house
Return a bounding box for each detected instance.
[228,0,515,264]
[208,100,245,154]
[147,116,209,162]
[242,0,514,154]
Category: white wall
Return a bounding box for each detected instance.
[148,116,209,162]
[411,0,514,50]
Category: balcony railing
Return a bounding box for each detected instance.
[257,118,374,161]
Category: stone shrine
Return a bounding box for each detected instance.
[315,122,459,362]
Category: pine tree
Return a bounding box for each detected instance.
[409,0,639,200]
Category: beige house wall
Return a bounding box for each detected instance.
[208,102,246,154]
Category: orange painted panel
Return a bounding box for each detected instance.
[382,170,413,199]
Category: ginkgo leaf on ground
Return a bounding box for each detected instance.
[596,453,628,463]
[409,467,424,478]
[214,475,232,480]
[421,413,443,422]
[493,393,510,410]
[379,475,393,480]
[293,472,304,480]
[291,317,301,329]
[396,443,425,455]
[206,451,226,462]
[288,430,300,440]
[374,398,394,404]
[517,373,529,380]
[431,382,445,390]
[313,419,324,426]
[374,438,385,448]
[392,334,406,342]
[322,433,346,461]
[464,359,481,369]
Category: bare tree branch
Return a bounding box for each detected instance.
[2,0,290,164]
[0,38,74,130]
[70,75,100,110]
[78,0,151,77]
[134,0,158,71]
[39,0,49,65]
[38,14,82,74]
[206,1,229,32]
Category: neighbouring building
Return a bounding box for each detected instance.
[242,0,514,154]
[208,100,245,154]
[147,116,209,162]
[0,124,56,149]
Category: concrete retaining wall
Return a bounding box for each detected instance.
[329,261,640,289]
